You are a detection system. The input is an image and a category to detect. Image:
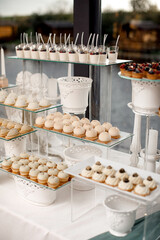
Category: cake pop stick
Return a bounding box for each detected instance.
[102,34,108,52]
[115,35,120,48]
[81,32,84,47]
[87,33,92,48]
[74,33,79,45]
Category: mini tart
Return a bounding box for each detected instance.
[63,124,73,135]
[19,164,30,177]
[53,122,63,132]
[134,184,150,197]
[2,159,12,171]
[81,166,94,178]
[46,161,57,169]
[57,162,68,171]
[39,98,51,107]
[95,125,105,135]
[105,175,120,187]
[115,168,129,180]
[37,172,49,185]
[80,117,90,125]
[35,116,45,128]
[6,121,15,129]
[70,115,80,122]
[11,161,21,174]
[102,122,112,132]
[14,123,23,131]
[27,102,40,111]
[48,168,59,176]
[73,126,85,138]
[29,168,40,182]
[19,159,29,165]
[146,70,158,80]
[38,164,48,172]
[5,128,19,139]
[108,127,120,139]
[28,161,39,169]
[72,120,82,128]
[20,125,32,134]
[92,161,104,172]
[118,178,134,192]
[91,120,101,128]
[58,171,69,183]
[92,171,106,183]
[44,120,54,130]
[0,128,9,137]
[48,176,60,188]
[132,69,143,79]
[103,165,116,176]
[97,132,111,144]
[143,176,157,191]
[38,158,47,165]
[63,113,71,119]
[85,129,98,141]
[20,152,29,159]
[129,173,143,185]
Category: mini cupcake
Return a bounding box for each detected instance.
[97,132,111,144]
[91,120,101,128]
[143,176,157,191]
[73,126,85,138]
[57,162,68,171]
[48,176,60,188]
[29,168,40,182]
[38,164,48,172]
[85,129,98,141]
[20,152,29,159]
[108,127,120,139]
[5,128,19,139]
[48,168,59,176]
[81,166,94,178]
[118,178,134,192]
[11,161,21,174]
[37,172,49,185]
[134,184,150,197]
[35,116,45,128]
[38,158,47,165]
[58,171,69,183]
[46,161,57,169]
[44,120,54,130]
[72,120,83,128]
[115,168,129,180]
[7,121,15,129]
[129,173,143,186]
[102,122,112,132]
[19,164,30,177]
[53,121,63,132]
[80,117,90,125]
[39,98,51,108]
[103,165,116,176]
[92,171,106,183]
[20,125,32,134]
[92,161,104,172]
[2,159,12,171]
[95,125,105,135]
[27,102,40,111]
[105,175,120,187]
[63,124,73,135]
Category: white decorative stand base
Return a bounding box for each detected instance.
[4,137,26,158]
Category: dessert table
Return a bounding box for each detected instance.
[0,150,160,240]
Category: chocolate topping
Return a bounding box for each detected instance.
[86,166,92,171]
[133,173,138,177]
[123,178,129,183]
[147,176,153,181]
[119,168,125,173]
[140,184,145,187]
[95,161,101,166]
[110,175,115,178]
[107,165,112,169]
[97,171,102,174]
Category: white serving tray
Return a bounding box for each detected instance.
[65,156,160,202]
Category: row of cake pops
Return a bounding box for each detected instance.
[15,32,120,64]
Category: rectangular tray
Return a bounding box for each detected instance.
[65,156,160,202]
[0,129,37,141]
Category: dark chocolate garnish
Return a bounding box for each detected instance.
[95,161,101,166]
[123,178,129,183]
[133,173,138,177]
[107,165,112,169]
[119,168,125,173]
[86,166,92,171]
[147,176,153,181]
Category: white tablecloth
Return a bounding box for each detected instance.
[0,150,160,240]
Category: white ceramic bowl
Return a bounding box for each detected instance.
[104,195,139,237]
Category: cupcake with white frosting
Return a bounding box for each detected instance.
[83,123,93,131]
[143,176,157,191]
[44,120,54,130]
[70,115,80,122]
[15,98,27,108]
[63,119,72,125]
[103,165,116,176]
[108,127,120,139]
[0,95,6,103]
[81,166,94,178]
[129,173,143,186]
[115,168,129,180]
[85,129,98,141]
[92,171,106,183]
[80,117,90,125]
[134,184,150,197]
[92,161,104,172]
[27,101,40,111]
[38,158,47,165]
[105,175,120,187]
[53,121,63,132]
[19,159,29,165]
[63,124,73,135]
[46,113,55,120]
[39,98,51,108]
[8,91,17,100]
[35,116,45,128]
[91,120,101,128]
[102,122,112,132]
[98,132,111,144]
[28,161,39,169]
[73,126,85,138]
[118,178,133,192]
[54,112,63,118]
[72,120,83,128]
[95,125,105,135]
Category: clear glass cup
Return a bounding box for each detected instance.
[107,46,119,62]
